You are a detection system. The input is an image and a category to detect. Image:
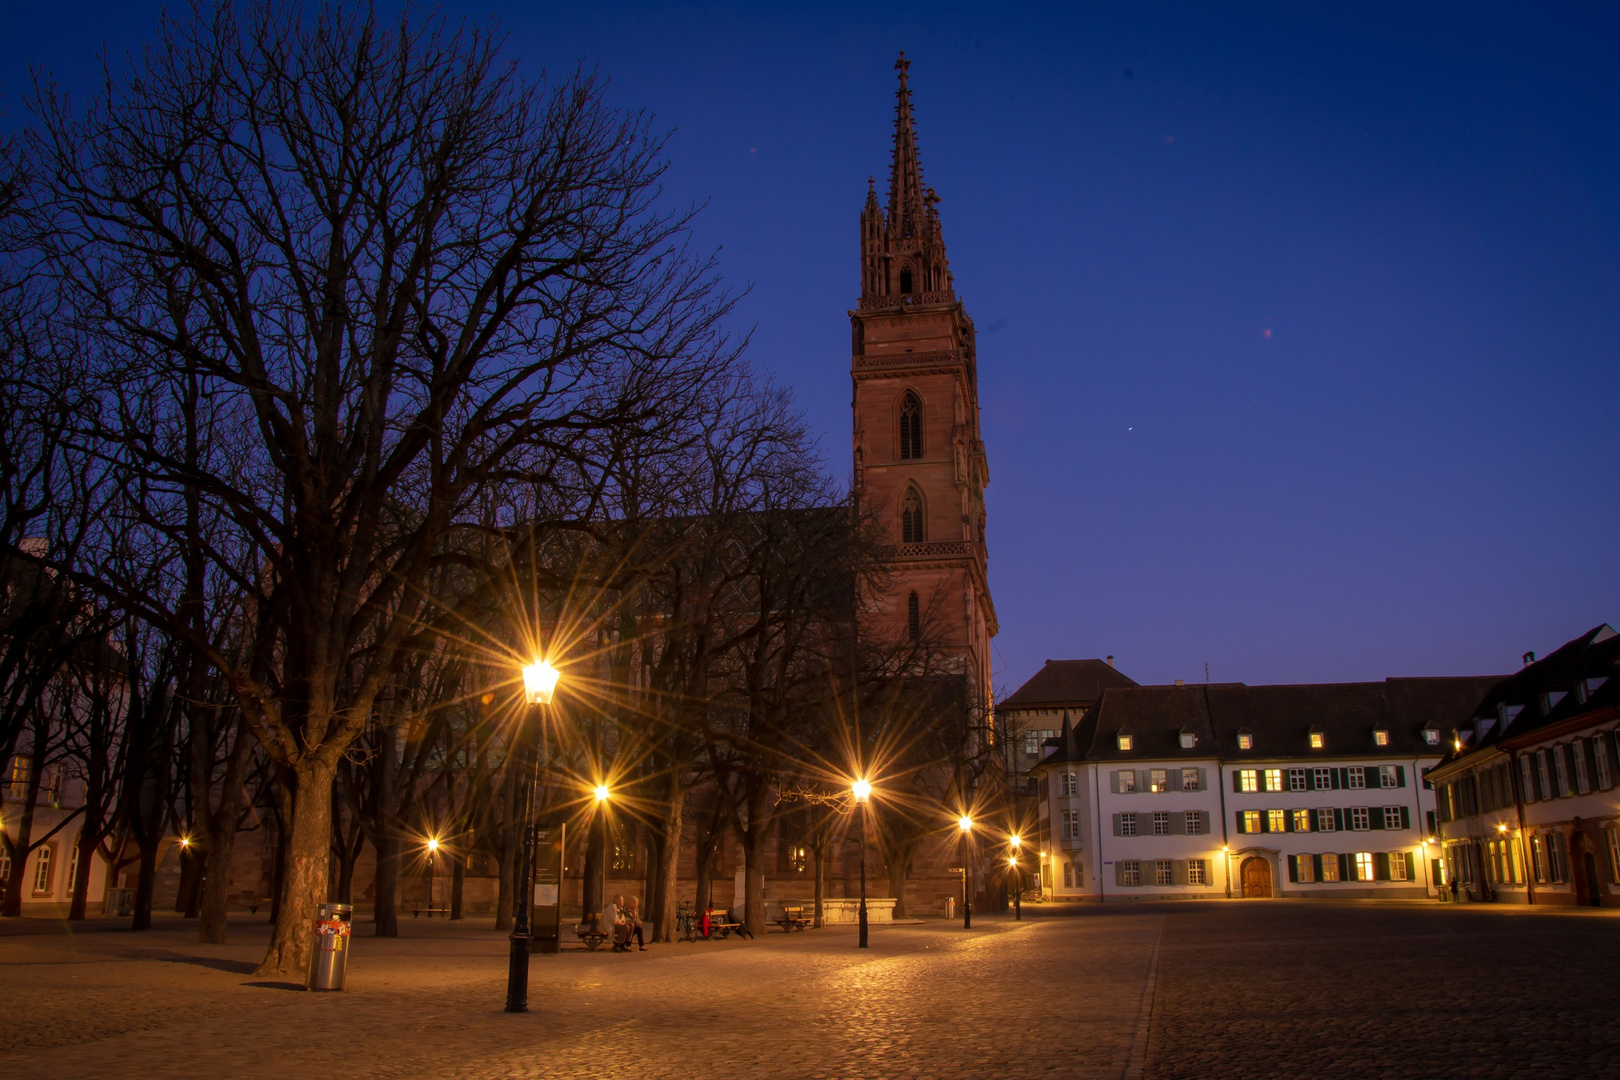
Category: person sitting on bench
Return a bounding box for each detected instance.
[621,895,647,951]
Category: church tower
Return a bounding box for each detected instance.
[852,54,996,712]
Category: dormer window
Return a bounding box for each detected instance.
[1179,729,1196,749]
[1116,733,1133,752]
[1309,728,1326,750]
[1236,729,1253,751]
[1422,727,1440,746]
[1372,728,1389,747]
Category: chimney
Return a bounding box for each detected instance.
[1522,651,1535,666]
[1105,655,1115,667]
[1175,678,1185,687]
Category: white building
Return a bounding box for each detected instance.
[1028,676,1498,900]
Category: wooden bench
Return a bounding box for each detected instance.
[575,917,610,951]
[775,904,810,932]
[703,909,743,939]
[410,904,452,918]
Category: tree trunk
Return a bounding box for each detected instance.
[694,848,713,919]
[2,777,39,917]
[743,831,767,938]
[175,846,200,914]
[68,828,97,920]
[581,810,605,921]
[886,858,909,920]
[198,815,240,943]
[131,841,158,930]
[811,845,826,928]
[373,833,400,937]
[651,777,683,943]
[255,759,336,978]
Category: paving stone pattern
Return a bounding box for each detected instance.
[1,901,1616,1079]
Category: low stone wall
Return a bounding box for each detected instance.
[762,897,897,924]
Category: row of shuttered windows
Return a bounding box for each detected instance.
[1236,805,1412,834]
[1109,768,1206,793]
[1234,765,1407,794]
[1109,811,1211,836]
[1114,858,1212,887]
[1451,831,1577,886]
[1289,850,1413,883]
[1439,733,1618,822]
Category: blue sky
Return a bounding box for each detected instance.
[6,3,1617,693]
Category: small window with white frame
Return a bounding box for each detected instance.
[1263,769,1283,793]
[1237,769,1258,793]
[1422,726,1440,746]
[1063,809,1081,839]
[1349,807,1370,831]
[1063,862,1074,888]
[1382,806,1404,829]
[1117,732,1133,752]
[1155,859,1174,886]
[1152,812,1171,836]
[1183,811,1204,835]
[1267,809,1286,833]
[1373,728,1389,747]
[1320,853,1341,881]
[1148,769,1168,793]
[1379,765,1398,789]
[1316,808,1337,832]
[1295,854,1316,882]
[1346,769,1366,791]
[1061,772,1078,796]
[1292,809,1311,832]
[1390,851,1409,881]
[32,843,55,896]
[1313,767,1333,790]
[1187,858,1208,885]
[1288,768,1307,791]
[1354,852,1375,881]
[1117,770,1136,794]
[1309,729,1326,749]
[1181,768,1201,791]
[1119,813,1138,837]
[1237,730,1254,750]
[1240,810,1261,833]
[1120,860,1141,886]
[1179,730,1196,749]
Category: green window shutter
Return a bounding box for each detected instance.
[1305,770,1315,792]
[1287,856,1299,883]
[1111,813,1122,837]
[1312,854,1324,881]
[1401,806,1410,830]
[1200,768,1208,791]
[1200,811,1210,834]
[1371,807,1385,830]
[1339,853,1352,881]
[1284,813,1294,834]
[1334,808,1345,831]
[1332,768,1343,790]
[1169,770,1182,792]
[1232,771,1242,792]
[1396,765,1406,788]
[1115,862,1126,887]
[1375,852,1390,880]
[1364,766,1379,788]
[1173,860,1188,886]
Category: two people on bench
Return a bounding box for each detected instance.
[603,893,646,952]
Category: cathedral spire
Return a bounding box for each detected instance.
[888,52,929,242]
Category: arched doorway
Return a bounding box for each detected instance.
[1241,856,1272,898]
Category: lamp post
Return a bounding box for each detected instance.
[426,836,439,917]
[958,815,973,929]
[852,778,872,949]
[508,659,559,1014]
[1009,833,1022,921]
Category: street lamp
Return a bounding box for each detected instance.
[1009,834,1022,921]
[508,659,560,1014]
[426,836,440,918]
[852,778,872,948]
[958,815,974,929]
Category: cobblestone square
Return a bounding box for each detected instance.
[2,901,1617,1079]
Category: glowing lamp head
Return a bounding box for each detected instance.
[427,836,439,853]
[958,815,973,833]
[522,660,561,705]
[179,835,190,849]
[851,778,872,803]
[1008,855,1018,867]
[1010,834,1022,850]
[594,784,611,803]
[1497,822,1509,833]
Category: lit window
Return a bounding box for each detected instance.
[1117,770,1136,793]
[1156,860,1174,886]
[31,844,54,896]
[1422,727,1440,746]
[1390,851,1409,881]
[1349,808,1370,831]
[1267,809,1286,833]
[1148,769,1167,793]
[1237,731,1254,750]
[1117,733,1133,752]
[1179,730,1196,749]
[1238,769,1258,793]
[1309,731,1325,749]
[1346,769,1366,791]
[1240,810,1262,834]
[1183,811,1203,835]
[1292,809,1311,832]
[1316,808,1337,832]
[612,840,636,872]
[1288,768,1307,792]
[1379,765,1398,789]
[1294,854,1316,883]
[1319,854,1340,882]
[1373,729,1389,747]
[1263,769,1283,793]
[1354,852,1375,881]
[1181,768,1201,791]
[1120,860,1141,886]
[1152,812,1171,836]
[1187,859,1208,885]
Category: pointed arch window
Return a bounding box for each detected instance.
[907,591,920,641]
[901,487,925,543]
[899,265,914,294]
[898,393,922,460]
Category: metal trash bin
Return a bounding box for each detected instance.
[307,902,353,991]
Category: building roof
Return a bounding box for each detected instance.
[1034,675,1502,769]
[999,659,1138,709]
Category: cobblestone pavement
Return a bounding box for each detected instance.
[2,901,1617,1079]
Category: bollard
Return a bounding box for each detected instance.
[306,902,353,991]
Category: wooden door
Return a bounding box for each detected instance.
[1241,856,1272,898]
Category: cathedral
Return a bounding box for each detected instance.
[852,54,997,720]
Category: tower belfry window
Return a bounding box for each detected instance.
[898,393,922,460]
[907,591,920,640]
[900,265,914,294]
[901,488,925,543]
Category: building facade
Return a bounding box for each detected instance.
[1026,676,1497,900]
[851,54,996,716]
[1428,624,1619,907]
